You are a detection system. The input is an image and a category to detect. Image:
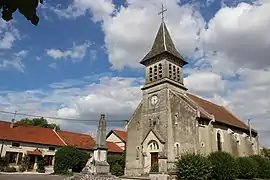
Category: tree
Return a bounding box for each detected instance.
[261,147,270,159]
[17,117,60,130]
[0,0,43,26]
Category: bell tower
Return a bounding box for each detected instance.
[140,9,188,91]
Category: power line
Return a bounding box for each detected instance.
[0,110,128,123]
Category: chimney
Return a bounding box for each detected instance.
[10,119,15,128]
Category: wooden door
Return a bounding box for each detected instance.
[150,152,158,166]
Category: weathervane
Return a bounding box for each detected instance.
[158,4,167,22]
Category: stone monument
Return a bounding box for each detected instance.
[66,114,118,180]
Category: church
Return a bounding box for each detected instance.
[124,19,260,176]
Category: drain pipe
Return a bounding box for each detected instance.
[0,140,4,157]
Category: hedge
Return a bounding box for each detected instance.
[235,156,258,179]
[175,153,212,180]
[208,151,237,180]
[250,155,270,179]
[54,146,89,174]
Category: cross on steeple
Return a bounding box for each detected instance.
[158,4,167,22]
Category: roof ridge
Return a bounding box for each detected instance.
[53,130,67,146]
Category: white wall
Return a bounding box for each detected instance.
[0,140,60,170]
[106,133,125,150]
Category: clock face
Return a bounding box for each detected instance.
[151,95,159,105]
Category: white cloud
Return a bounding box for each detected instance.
[45,42,91,62]
[48,63,57,69]
[0,20,20,49]
[185,71,225,95]
[0,50,26,72]
[201,1,270,70]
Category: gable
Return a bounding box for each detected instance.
[141,129,165,145]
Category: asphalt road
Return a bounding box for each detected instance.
[0,174,65,180]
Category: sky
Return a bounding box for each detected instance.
[0,0,270,146]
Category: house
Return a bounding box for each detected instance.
[0,120,123,172]
[106,130,127,150]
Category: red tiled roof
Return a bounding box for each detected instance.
[0,121,65,146]
[107,141,124,153]
[56,130,96,150]
[112,130,127,141]
[187,94,250,131]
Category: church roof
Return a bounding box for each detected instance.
[187,94,257,133]
[140,21,188,65]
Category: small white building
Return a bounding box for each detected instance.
[0,120,124,172]
[106,130,127,150]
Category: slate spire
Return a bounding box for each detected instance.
[140,21,188,66]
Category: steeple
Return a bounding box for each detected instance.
[140,21,188,66]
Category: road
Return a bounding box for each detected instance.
[0,174,65,180]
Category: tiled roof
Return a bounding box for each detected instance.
[0,121,65,146]
[112,130,127,142]
[107,141,124,153]
[56,130,96,150]
[187,94,251,131]
[0,121,124,153]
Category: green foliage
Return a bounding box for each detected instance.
[37,157,46,173]
[208,151,236,180]
[54,146,89,174]
[261,147,270,160]
[175,153,212,180]
[150,162,159,173]
[250,155,270,179]
[0,156,8,167]
[17,117,60,130]
[3,166,17,172]
[18,155,30,172]
[107,154,125,176]
[235,156,258,179]
[0,0,43,25]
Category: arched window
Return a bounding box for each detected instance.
[176,144,180,157]
[136,146,140,159]
[217,132,222,151]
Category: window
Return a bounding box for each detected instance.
[5,152,18,164]
[136,147,140,159]
[12,142,20,147]
[49,147,55,151]
[44,155,54,166]
[175,143,180,157]
[217,132,222,151]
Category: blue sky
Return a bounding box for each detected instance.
[0,0,270,146]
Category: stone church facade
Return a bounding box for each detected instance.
[125,21,260,176]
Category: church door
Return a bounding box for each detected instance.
[150,152,158,166]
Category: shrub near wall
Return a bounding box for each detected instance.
[107,154,125,176]
[208,151,236,180]
[54,146,89,174]
[235,156,258,179]
[175,153,212,180]
[250,155,270,179]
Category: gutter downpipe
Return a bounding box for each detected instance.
[0,139,4,157]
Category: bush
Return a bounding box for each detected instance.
[18,155,30,172]
[54,146,89,174]
[175,153,212,180]
[0,156,9,167]
[107,154,125,176]
[37,157,46,173]
[150,162,159,173]
[208,151,236,180]
[3,166,17,172]
[250,155,270,179]
[235,156,258,179]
